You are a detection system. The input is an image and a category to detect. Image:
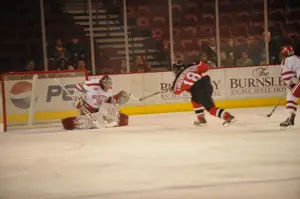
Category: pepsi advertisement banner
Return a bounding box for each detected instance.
[3,77,84,115]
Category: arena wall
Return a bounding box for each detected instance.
[111,65,288,115]
[0,65,290,124]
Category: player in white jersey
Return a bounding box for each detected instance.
[280,46,300,127]
[61,75,130,130]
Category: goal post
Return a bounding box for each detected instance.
[1,69,88,132]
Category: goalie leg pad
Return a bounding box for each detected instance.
[62,117,77,130]
[96,103,129,127]
[98,103,120,122]
[62,115,100,130]
[119,113,129,126]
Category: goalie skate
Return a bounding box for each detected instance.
[280,113,295,128]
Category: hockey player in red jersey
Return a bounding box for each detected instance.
[280,46,300,127]
[171,61,235,126]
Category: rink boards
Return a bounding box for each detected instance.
[118,65,289,115]
[0,65,293,124]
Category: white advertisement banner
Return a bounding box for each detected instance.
[4,76,84,115]
[224,65,286,99]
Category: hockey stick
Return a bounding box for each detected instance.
[139,91,163,101]
[129,90,166,102]
[266,92,286,117]
[54,79,104,128]
[140,90,169,101]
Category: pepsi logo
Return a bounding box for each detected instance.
[9,81,32,109]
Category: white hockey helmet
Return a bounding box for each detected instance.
[100,75,112,90]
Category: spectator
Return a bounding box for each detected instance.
[68,60,92,74]
[48,38,69,70]
[68,65,75,70]
[132,56,151,72]
[234,38,244,58]
[119,60,128,74]
[236,52,254,67]
[75,60,92,74]
[242,37,261,65]
[49,38,69,61]
[220,51,234,67]
[259,51,267,66]
[67,37,86,66]
[263,31,280,64]
[57,57,69,70]
[77,60,85,70]
[269,37,280,64]
[223,38,237,65]
[201,37,218,66]
[25,60,36,71]
[200,52,217,68]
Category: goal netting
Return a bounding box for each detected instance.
[1,70,88,132]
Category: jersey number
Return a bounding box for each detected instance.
[183,73,201,86]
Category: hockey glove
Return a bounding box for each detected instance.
[113,90,130,105]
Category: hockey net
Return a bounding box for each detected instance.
[1,70,88,132]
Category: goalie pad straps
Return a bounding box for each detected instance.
[94,103,129,127]
[72,89,85,109]
[76,115,97,129]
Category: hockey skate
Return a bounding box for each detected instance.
[194,117,207,126]
[223,115,236,126]
[280,113,295,128]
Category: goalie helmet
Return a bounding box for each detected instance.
[280,46,294,58]
[173,61,185,75]
[100,75,112,91]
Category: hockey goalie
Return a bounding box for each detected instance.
[280,46,300,127]
[61,75,130,130]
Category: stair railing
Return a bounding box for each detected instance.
[105,13,136,61]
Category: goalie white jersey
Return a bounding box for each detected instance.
[281,55,300,85]
[75,78,113,112]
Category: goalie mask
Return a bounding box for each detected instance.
[100,75,112,91]
[173,61,185,75]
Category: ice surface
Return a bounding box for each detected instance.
[0,107,300,199]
